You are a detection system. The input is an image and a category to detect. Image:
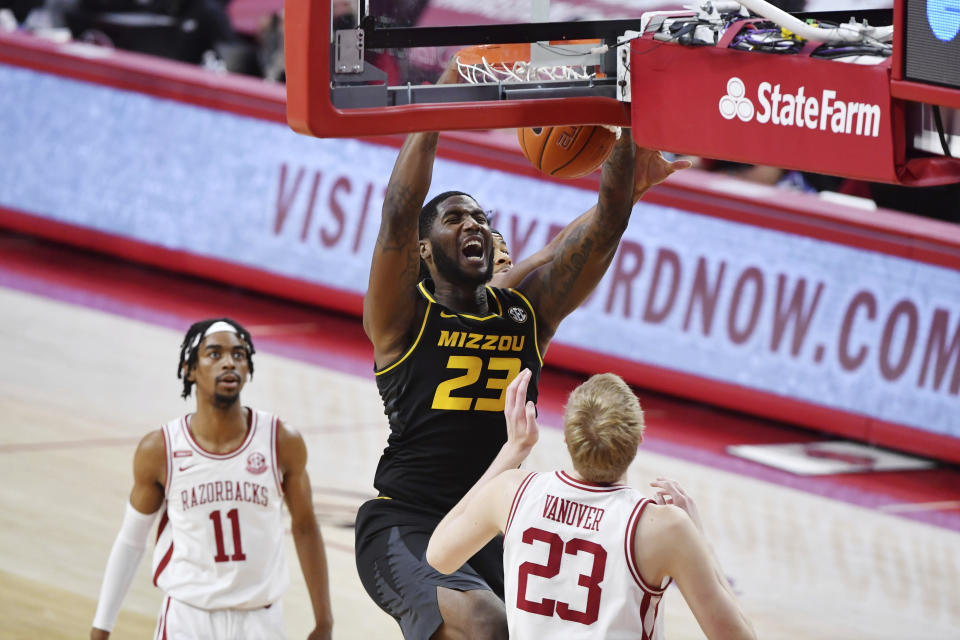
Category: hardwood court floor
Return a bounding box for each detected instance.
[1,233,958,639]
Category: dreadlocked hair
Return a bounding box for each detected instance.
[177,317,255,399]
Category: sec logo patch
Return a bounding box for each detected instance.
[507,306,528,323]
[247,452,268,474]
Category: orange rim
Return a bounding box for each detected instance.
[455,40,603,66]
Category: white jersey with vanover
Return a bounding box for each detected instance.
[152,409,289,609]
[503,471,671,640]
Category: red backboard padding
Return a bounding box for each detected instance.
[283,0,630,139]
[629,34,960,187]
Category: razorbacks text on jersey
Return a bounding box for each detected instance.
[503,471,671,640]
[152,409,289,610]
[374,280,543,514]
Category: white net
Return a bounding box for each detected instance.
[454,42,603,84]
[456,57,597,84]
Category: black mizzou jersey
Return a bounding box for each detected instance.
[374,280,543,514]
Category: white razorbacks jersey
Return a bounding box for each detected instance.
[503,471,671,640]
[152,409,289,610]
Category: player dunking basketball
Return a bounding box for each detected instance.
[90,318,333,640]
[354,63,690,640]
[427,370,757,640]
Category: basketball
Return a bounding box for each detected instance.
[517,125,617,179]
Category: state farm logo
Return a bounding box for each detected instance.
[718,76,881,138]
[718,77,754,122]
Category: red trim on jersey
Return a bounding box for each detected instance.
[638,591,652,640]
[153,542,174,587]
[156,509,169,542]
[504,472,536,535]
[625,499,668,595]
[651,594,665,638]
[625,499,645,590]
[271,415,285,497]
[161,423,172,499]
[181,408,257,459]
[156,595,171,640]
[555,470,628,493]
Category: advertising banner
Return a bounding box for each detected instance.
[2,62,958,454]
[630,36,899,182]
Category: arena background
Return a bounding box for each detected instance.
[1,1,958,638]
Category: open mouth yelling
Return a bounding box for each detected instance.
[461,236,485,263]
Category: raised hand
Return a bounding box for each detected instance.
[650,476,703,533]
[504,368,539,456]
[632,148,692,202]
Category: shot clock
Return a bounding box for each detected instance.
[905,0,960,88]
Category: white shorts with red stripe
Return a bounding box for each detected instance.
[154,595,285,640]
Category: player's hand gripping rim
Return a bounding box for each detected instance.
[504,368,539,458]
[650,476,703,533]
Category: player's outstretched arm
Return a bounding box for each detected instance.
[490,152,680,291]
[490,206,594,289]
[516,131,635,349]
[638,503,756,640]
[517,137,689,350]
[90,430,165,640]
[426,369,539,573]
[279,422,333,640]
[364,129,438,367]
[363,62,461,368]
[427,469,527,574]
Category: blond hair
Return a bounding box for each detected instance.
[563,373,644,484]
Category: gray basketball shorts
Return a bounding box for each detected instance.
[354,497,504,640]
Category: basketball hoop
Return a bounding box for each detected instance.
[454,42,604,85]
